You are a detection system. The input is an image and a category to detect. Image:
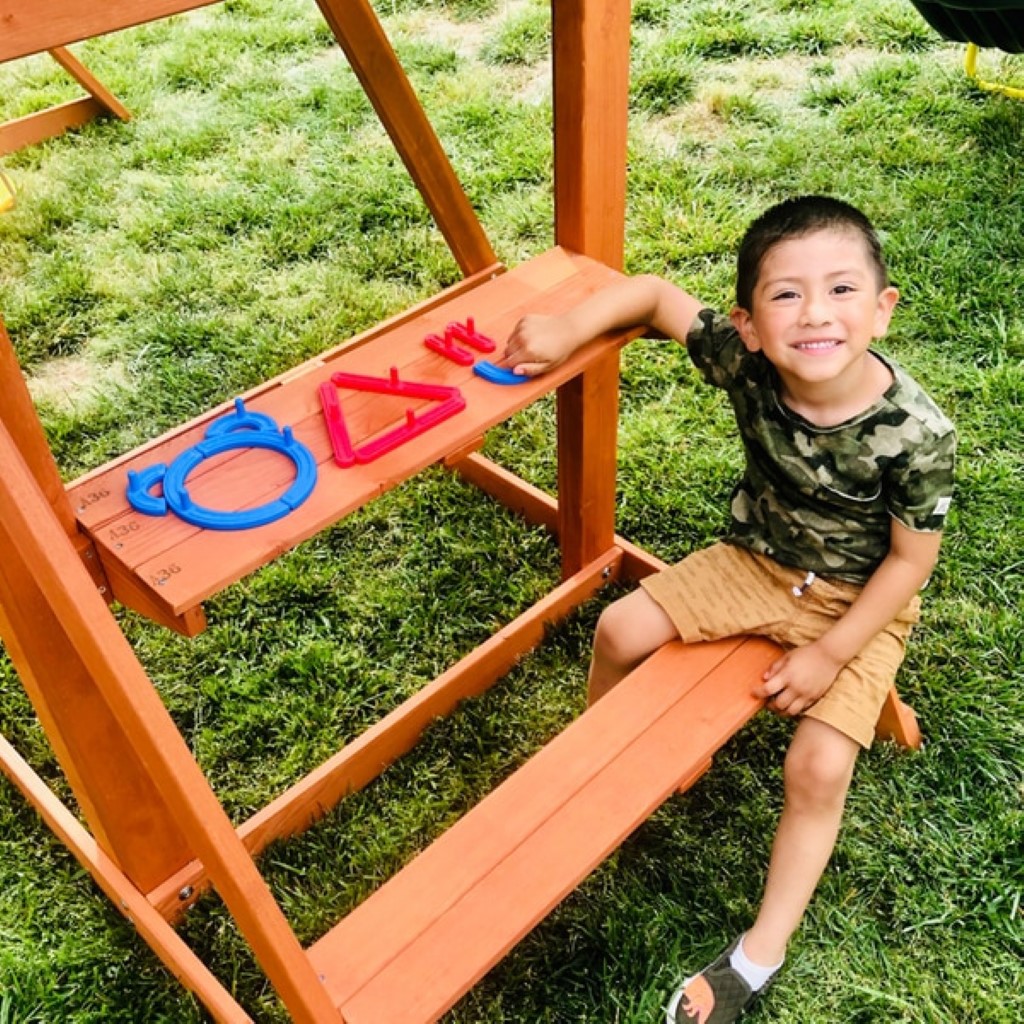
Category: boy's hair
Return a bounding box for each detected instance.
[735,195,889,310]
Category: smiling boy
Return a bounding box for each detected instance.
[503,196,955,1023]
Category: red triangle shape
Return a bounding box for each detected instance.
[318,367,466,467]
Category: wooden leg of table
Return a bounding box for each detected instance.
[875,686,923,749]
[0,49,130,156]
[556,351,620,577]
[48,47,131,121]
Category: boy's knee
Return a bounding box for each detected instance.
[783,724,858,806]
[593,594,660,668]
[593,600,635,667]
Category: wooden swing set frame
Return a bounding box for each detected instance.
[0,2,922,1021]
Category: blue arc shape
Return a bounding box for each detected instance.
[472,361,531,386]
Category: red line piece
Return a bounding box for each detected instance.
[318,380,357,467]
[424,332,474,366]
[422,318,497,364]
[446,317,496,353]
[318,368,466,467]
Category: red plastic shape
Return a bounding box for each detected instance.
[319,367,466,467]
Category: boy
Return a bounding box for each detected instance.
[503,196,955,1023]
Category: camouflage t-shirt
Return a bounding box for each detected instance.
[686,309,956,583]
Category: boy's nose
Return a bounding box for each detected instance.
[798,295,831,326]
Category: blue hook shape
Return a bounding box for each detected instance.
[472,360,531,386]
[126,400,317,530]
[126,463,170,516]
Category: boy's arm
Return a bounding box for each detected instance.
[759,519,943,716]
[503,274,704,377]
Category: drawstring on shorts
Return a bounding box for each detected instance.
[791,571,816,598]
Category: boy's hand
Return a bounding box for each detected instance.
[756,642,845,716]
[503,314,577,377]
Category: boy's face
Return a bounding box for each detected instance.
[729,228,898,395]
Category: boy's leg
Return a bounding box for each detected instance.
[742,716,860,967]
[588,586,680,703]
[666,718,859,1023]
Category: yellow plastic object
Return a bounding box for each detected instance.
[965,42,1024,100]
[0,171,15,213]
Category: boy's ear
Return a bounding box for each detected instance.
[873,286,899,338]
[729,306,760,352]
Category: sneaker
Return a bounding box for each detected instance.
[665,937,762,1024]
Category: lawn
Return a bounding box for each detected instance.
[0,1,1021,1021]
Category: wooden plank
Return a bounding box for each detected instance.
[49,46,131,120]
[552,0,631,269]
[0,1,220,62]
[66,248,572,531]
[147,550,621,919]
[556,351,621,575]
[0,97,104,155]
[0,530,197,893]
[69,250,629,619]
[309,638,779,1023]
[0,49,130,156]
[550,0,631,580]
[0,318,79,536]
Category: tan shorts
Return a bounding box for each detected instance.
[640,542,920,748]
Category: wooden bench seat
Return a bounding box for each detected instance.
[65,247,630,635]
[306,635,780,1024]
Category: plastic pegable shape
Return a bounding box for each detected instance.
[126,401,317,530]
[472,360,531,386]
[319,368,466,466]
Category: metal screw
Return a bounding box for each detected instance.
[178,886,194,901]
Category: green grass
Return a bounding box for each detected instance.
[1,1,1021,1021]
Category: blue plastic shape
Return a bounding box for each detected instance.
[472,361,530,386]
[126,400,317,530]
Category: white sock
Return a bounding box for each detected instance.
[728,934,784,992]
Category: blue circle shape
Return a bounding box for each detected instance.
[161,428,317,530]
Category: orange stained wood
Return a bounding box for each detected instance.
[0,319,78,536]
[0,733,253,1024]
[0,44,131,157]
[0,1,220,61]
[67,248,632,627]
[0,3,924,1022]
[0,417,342,1024]
[147,548,623,920]
[307,636,780,1024]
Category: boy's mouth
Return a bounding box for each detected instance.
[794,339,842,352]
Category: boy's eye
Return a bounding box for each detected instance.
[832,284,856,295]
[771,290,799,301]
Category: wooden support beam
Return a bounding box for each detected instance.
[550,0,632,576]
[552,0,631,270]
[0,47,130,155]
[0,317,79,537]
[0,734,253,1024]
[0,419,342,1022]
[314,0,498,278]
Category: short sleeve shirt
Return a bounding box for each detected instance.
[686,309,956,583]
